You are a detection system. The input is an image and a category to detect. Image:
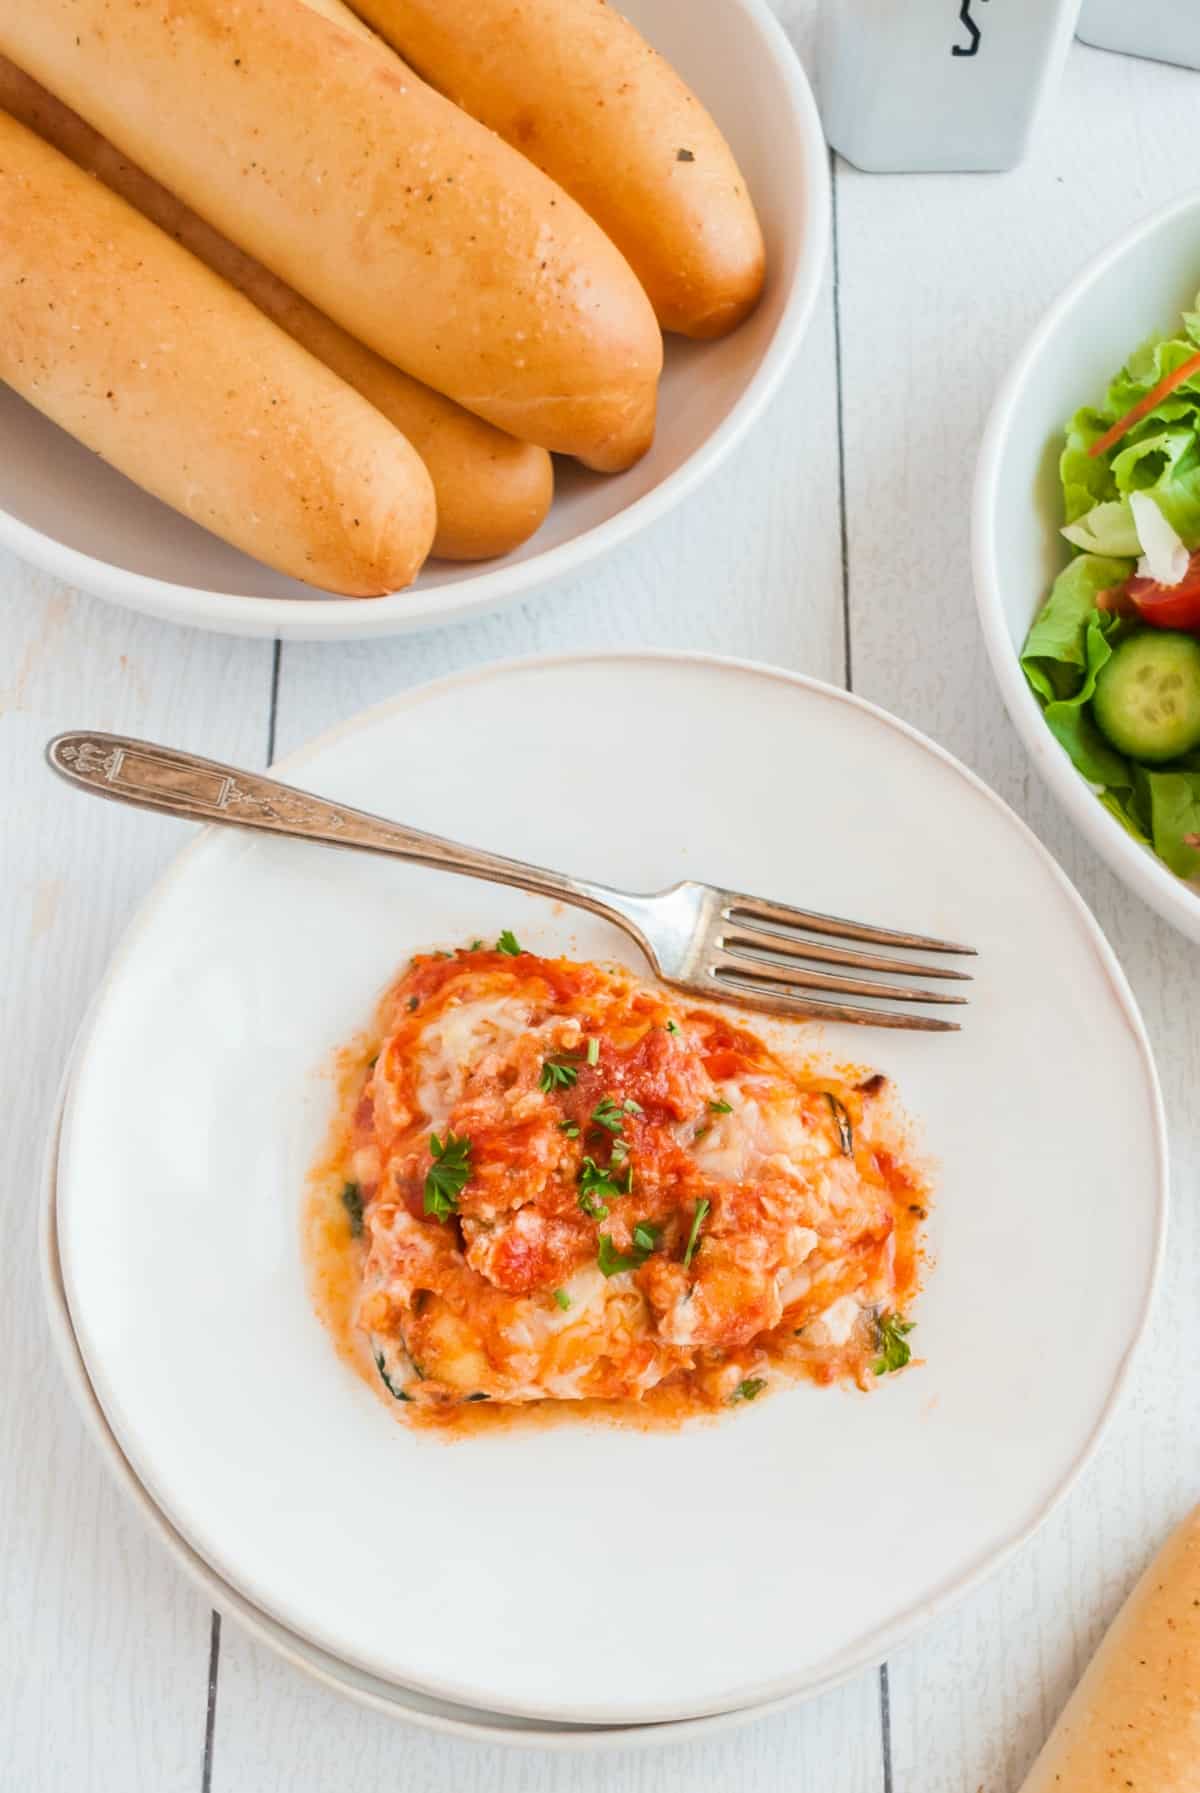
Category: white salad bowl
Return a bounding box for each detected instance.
[974,189,1200,943]
[0,0,828,641]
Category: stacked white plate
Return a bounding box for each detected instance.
[44,653,1167,1743]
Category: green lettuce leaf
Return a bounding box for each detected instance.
[1111,427,1200,546]
[1061,409,1119,523]
[1020,554,1134,703]
[1021,559,1145,813]
[1107,332,1200,418]
[1134,767,1200,877]
[1064,307,1200,550]
[1097,786,1152,847]
[1042,610,1136,789]
[1060,498,1141,558]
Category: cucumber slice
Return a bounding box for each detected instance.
[1092,631,1200,764]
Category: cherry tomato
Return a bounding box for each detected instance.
[1125,550,1200,632]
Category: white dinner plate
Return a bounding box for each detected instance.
[39,1074,797,1750]
[57,652,1166,1724]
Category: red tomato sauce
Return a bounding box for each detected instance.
[305,945,931,1438]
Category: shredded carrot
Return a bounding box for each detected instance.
[1088,349,1200,459]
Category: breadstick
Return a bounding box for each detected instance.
[346,0,765,337]
[0,0,662,470]
[1019,1505,1200,1792]
[0,112,435,595]
[0,55,552,562]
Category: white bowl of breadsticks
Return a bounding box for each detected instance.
[0,0,828,639]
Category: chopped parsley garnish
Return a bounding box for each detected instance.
[465,1391,489,1401]
[424,1129,471,1220]
[597,1226,656,1276]
[665,1019,680,1034]
[553,1288,571,1311]
[708,1098,732,1114]
[824,1092,854,1157]
[597,1235,637,1276]
[496,930,521,955]
[597,1221,658,1275]
[682,1197,710,1269]
[586,1037,600,1066]
[731,1377,766,1404]
[374,1350,411,1402]
[598,1147,634,1192]
[539,1057,579,1093]
[577,1155,622,1216]
[468,938,483,951]
[622,1097,643,1115]
[873,1313,914,1376]
[558,1120,580,1138]
[591,1096,624,1134]
[341,1181,364,1237]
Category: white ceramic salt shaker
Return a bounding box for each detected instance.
[819,0,1082,173]
[1078,0,1200,72]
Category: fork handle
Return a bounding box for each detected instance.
[45,731,643,942]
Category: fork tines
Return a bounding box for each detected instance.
[710,895,975,1033]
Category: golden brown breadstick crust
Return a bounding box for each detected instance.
[1019,1505,1200,1792]
[0,55,553,561]
[0,112,436,595]
[0,0,662,470]
[345,0,765,339]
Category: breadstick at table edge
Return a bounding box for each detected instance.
[0,112,436,596]
[0,0,662,472]
[344,0,765,339]
[1018,1504,1200,1792]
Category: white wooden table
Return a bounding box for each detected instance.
[5,18,1199,1790]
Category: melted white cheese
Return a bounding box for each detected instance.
[691,1083,827,1182]
[809,1293,862,1347]
[776,1228,821,1306]
[542,1264,607,1334]
[414,993,534,1126]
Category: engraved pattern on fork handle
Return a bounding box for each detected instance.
[44,732,645,950]
[53,737,348,831]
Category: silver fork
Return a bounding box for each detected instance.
[47,731,974,1032]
